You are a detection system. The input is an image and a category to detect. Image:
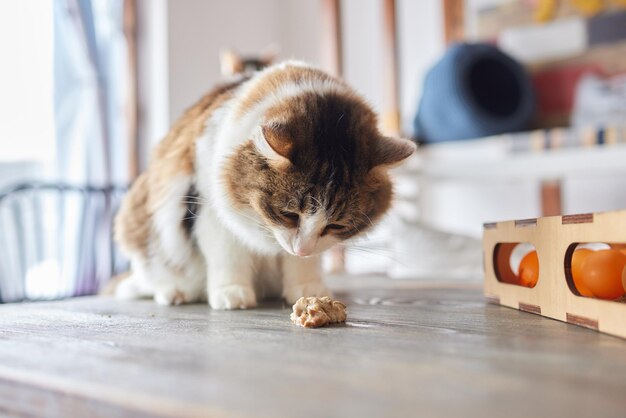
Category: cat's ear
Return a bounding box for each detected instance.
[370,136,416,169]
[220,49,243,77]
[255,124,293,167]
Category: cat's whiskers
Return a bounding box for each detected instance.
[179,199,276,241]
[181,193,210,202]
[236,211,277,239]
[180,194,209,211]
[182,206,200,220]
[346,218,365,237]
[356,209,375,229]
[338,238,414,259]
[335,243,402,264]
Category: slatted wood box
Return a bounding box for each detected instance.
[483,210,626,339]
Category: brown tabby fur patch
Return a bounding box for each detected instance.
[224,90,394,239]
[236,66,346,118]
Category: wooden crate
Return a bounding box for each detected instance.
[483,210,626,339]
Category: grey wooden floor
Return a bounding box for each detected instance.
[0,275,625,418]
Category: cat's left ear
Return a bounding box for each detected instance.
[254,124,292,168]
[370,136,416,169]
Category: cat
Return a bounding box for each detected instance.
[114,61,415,309]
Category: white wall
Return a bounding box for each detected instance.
[0,0,54,163]
[0,1,53,188]
[136,0,169,166]
[162,0,444,136]
[397,0,445,134]
[276,0,323,64]
[166,0,323,124]
[341,0,384,114]
[168,0,277,122]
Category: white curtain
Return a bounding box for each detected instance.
[47,0,129,299]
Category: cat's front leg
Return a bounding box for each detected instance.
[281,254,331,304]
[207,251,257,309]
[196,216,257,309]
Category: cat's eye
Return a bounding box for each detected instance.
[280,211,299,227]
[322,223,345,236]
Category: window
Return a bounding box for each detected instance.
[0,1,55,170]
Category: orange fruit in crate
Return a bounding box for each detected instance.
[518,250,539,288]
[579,249,626,300]
[571,249,594,297]
[608,245,626,292]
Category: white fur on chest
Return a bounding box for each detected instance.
[195,100,283,255]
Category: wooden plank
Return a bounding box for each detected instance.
[2,277,626,417]
[541,179,562,216]
[381,0,400,135]
[321,0,346,273]
[562,213,594,224]
[493,242,519,285]
[123,0,139,180]
[442,0,465,45]
[320,0,343,77]
[515,218,538,227]
[519,302,542,315]
[484,294,500,304]
[566,313,599,330]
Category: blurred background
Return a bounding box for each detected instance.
[1,0,626,301]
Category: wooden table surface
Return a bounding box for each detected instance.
[0,275,625,418]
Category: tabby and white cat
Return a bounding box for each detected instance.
[114,61,415,309]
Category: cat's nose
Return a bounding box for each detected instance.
[293,237,316,257]
[293,243,313,256]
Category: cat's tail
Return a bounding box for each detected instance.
[105,172,150,297]
[114,172,151,258]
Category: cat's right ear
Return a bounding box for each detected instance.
[254,124,292,168]
[369,136,416,169]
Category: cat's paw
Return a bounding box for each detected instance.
[115,275,152,300]
[154,288,189,306]
[282,282,332,305]
[209,284,257,310]
[152,281,205,306]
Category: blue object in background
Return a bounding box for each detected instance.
[414,43,535,143]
